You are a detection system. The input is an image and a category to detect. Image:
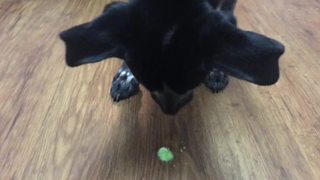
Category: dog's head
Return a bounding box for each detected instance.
[60,1,285,114]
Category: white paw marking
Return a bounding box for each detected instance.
[118,69,135,83]
[120,71,126,76]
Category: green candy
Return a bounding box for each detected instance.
[157,147,174,162]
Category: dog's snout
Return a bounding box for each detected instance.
[159,103,181,115]
[151,90,193,115]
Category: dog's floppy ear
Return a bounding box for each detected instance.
[59,2,130,67]
[203,17,285,85]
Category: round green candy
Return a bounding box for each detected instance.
[157,147,174,162]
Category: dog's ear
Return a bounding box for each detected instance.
[59,2,130,67]
[203,17,285,85]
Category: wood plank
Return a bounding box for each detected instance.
[0,0,319,179]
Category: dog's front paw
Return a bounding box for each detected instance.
[110,66,140,102]
[204,69,229,93]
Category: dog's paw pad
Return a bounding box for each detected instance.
[204,69,229,93]
[110,68,139,102]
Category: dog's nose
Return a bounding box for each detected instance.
[151,91,193,115]
[160,105,181,115]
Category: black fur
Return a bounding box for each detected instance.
[59,0,285,114]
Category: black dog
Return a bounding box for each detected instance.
[59,0,285,115]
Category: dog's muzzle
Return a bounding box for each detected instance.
[151,90,193,115]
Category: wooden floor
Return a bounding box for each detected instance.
[0,0,320,179]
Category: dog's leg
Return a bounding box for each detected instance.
[204,69,229,93]
[110,63,140,102]
[208,0,237,11]
[207,0,238,25]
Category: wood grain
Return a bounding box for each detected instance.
[0,0,319,179]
